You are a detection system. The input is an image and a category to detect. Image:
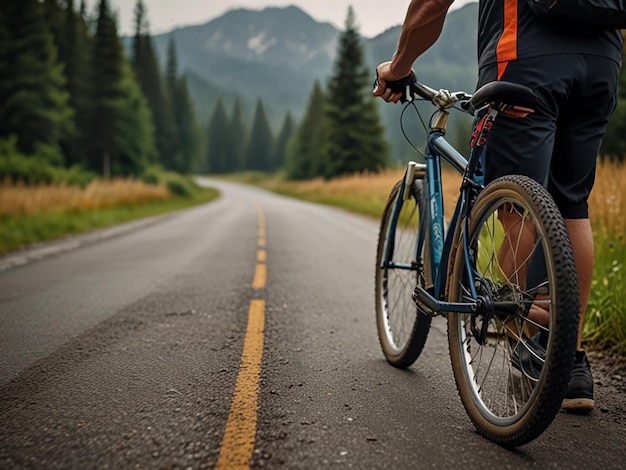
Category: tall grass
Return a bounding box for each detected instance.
[0,178,169,215]
[234,160,625,355]
[585,160,625,355]
[588,159,625,240]
[239,167,464,219]
[0,177,219,253]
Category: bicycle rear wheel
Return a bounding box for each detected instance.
[447,175,579,447]
[375,179,432,368]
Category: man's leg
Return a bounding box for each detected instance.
[561,218,595,411]
[548,56,618,412]
[564,218,594,350]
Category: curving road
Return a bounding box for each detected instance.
[1,179,624,469]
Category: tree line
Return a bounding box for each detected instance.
[0,0,200,177]
[204,97,296,174]
[286,7,389,179]
[204,7,389,179]
[285,7,389,180]
[0,1,391,182]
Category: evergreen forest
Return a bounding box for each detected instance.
[0,1,393,182]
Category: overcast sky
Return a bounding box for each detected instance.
[92,0,477,38]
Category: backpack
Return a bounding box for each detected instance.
[527,0,626,29]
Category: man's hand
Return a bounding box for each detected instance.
[374,62,414,103]
[373,61,413,103]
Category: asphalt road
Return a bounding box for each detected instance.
[1,179,624,469]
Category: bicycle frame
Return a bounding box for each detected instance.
[383,105,500,316]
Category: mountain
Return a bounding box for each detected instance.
[148,6,339,125]
[138,3,479,159]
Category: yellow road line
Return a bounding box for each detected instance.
[216,202,268,469]
[215,299,266,469]
[252,264,267,290]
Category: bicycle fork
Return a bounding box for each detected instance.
[381,160,427,272]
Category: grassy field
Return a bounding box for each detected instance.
[583,161,625,355]
[0,177,219,254]
[231,160,625,356]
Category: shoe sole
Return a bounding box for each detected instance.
[562,397,594,412]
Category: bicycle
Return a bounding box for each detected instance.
[374,74,580,447]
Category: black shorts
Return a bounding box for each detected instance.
[477,54,620,219]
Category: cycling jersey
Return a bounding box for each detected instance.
[477,0,623,78]
[473,0,623,218]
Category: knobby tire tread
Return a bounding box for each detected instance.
[447,175,579,447]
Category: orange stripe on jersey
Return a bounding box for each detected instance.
[496,0,518,79]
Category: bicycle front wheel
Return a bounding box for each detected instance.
[375,179,432,368]
[447,175,579,447]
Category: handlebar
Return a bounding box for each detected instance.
[374,70,474,114]
[375,70,538,119]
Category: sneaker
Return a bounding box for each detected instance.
[562,350,594,412]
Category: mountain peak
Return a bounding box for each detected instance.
[190,5,338,66]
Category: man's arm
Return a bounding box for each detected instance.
[391,0,455,76]
[375,0,454,102]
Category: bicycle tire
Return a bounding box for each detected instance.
[375,179,432,368]
[447,175,579,447]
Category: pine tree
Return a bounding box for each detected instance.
[273,111,295,171]
[58,0,93,167]
[114,58,157,175]
[131,0,176,169]
[323,7,389,178]
[206,98,231,174]
[90,0,155,176]
[0,0,74,162]
[245,99,274,171]
[285,80,327,180]
[42,0,65,59]
[90,0,123,173]
[174,75,203,173]
[229,97,248,171]
[166,37,203,173]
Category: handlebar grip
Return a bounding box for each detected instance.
[374,70,418,103]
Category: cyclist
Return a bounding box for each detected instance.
[374,0,623,412]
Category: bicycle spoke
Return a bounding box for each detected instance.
[448,176,579,446]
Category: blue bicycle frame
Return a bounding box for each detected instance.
[383,106,498,316]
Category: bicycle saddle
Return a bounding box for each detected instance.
[471,81,538,110]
